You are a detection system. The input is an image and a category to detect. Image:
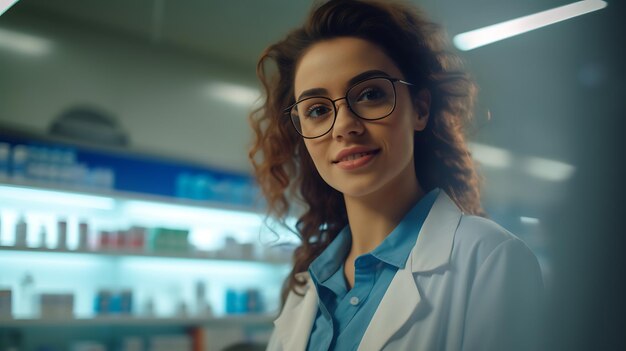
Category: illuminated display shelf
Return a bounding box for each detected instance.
[0,314,276,328]
[0,136,284,348]
[0,245,290,265]
[0,178,260,214]
[0,179,300,253]
[0,179,295,322]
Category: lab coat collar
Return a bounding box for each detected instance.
[273,271,317,351]
[358,190,462,350]
[410,189,462,273]
[272,190,463,351]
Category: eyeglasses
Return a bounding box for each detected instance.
[284,76,413,139]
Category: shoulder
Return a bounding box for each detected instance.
[455,214,516,250]
[455,216,545,350]
[451,214,539,273]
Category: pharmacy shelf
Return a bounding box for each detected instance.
[0,245,290,265]
[0,178,259,215]
[0,314,276,328]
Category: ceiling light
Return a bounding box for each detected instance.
[468,142,512,168]
[0,28,53,56]
[523,156,575,181]
[453,0,608,51]
[520,216,540,225]
[0,0,18,17]
[205,82,260,107]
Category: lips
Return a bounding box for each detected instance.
[332,147,380,164]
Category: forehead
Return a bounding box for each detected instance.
[294,37,403,97]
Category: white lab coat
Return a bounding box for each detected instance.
[267,191,544,351]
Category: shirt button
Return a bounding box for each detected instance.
[350,296,360,305]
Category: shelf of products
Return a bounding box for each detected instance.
[0,132,295,350]
[0,183,289,350]
[0,181,295,318]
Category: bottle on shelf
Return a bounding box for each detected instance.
[175,301,188,317]
[19,272,35,318]
[194,280,212,317]
[57,219,68,250]
[141,296,155,317]
[38,225,47,248]
[78,221,89,250]
[14,215,27,248]
[0,288,12,318]
[0,142,10,181]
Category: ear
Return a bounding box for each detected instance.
[412,88,431,132]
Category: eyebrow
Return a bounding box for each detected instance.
[296,69,391,101]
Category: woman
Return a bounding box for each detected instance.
[249,1,543,350]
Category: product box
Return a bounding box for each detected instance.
[225,288,264,314]
[98,230,117,250]
[0,289,12,318]
[149,335,191,351]
[121,337,143,351]
[94,289,133,315]
[39,293,74,319]
[71,341,106,351]
[94,289,113,315]
[148,227,190,254]
[122,226,146,251]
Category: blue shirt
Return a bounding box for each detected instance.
[306,188,440,351]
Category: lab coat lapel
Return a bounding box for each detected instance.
[410,190,462,272]
[358,265,421,351]
[358,191,462,350]
[273,273,318,351]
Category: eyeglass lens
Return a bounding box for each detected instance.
[290,77,396,138]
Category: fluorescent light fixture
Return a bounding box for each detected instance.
[520,216,540,225]
[523,156,575,181]
[0,0,18,17]
[453,0,608,51]
[205,82,260,107]
[0,28,53,56]
[468,142,512,168]
[0,185,115,210]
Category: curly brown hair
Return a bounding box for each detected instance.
[249,0,484,305]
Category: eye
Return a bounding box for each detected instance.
[304,103,332,119]
[356,87,387,103]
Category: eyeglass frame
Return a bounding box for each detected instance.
[283,76,414,139]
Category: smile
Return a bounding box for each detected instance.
[332,148,380,170]
[337,151,376,163]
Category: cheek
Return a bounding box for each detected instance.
[386,114,416,159]
[303,140,328,171]
[303,139,337,186]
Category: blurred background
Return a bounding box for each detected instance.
[0,0,624,350]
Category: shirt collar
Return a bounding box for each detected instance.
[309,226,351,285]
[370,188,440,268]
[308,188,440,282]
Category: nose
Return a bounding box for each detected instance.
[331,99,364,139]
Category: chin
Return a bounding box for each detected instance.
[330,180,380,199]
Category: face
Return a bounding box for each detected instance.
[293,37,429,200]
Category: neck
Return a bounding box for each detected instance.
[343,171,424,257]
